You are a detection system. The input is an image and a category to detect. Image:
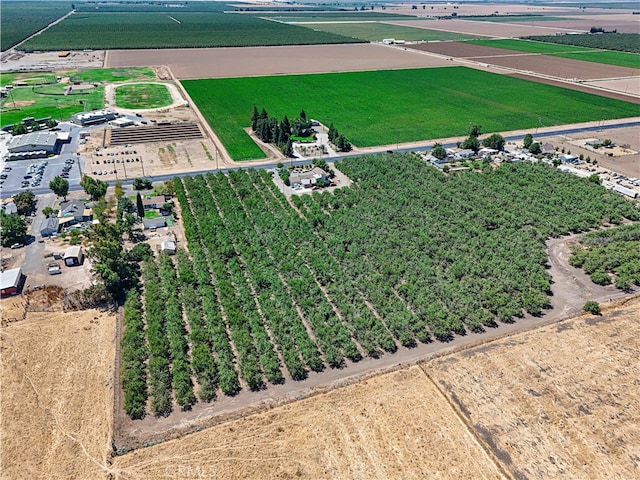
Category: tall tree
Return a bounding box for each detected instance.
[461,136,480,153]
[49,175,69,200]
[482,133,505,151]
[136,192,145,219]
[80,175,108,200]
[13,191,35,215]
[0,214,27,247]
[299,109,307,121]
[284,139,294,157]
[431,143,447,160]
[523,133,534,150]
[328,123,338,143]
[468,124,482,138]
[250,105,259,131]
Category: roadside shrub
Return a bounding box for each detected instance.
[583,301,601,315]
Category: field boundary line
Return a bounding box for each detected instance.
[417,364,513,480]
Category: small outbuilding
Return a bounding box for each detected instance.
[0,268,25,297]
[160,239,176,255]
[63,245,84,266]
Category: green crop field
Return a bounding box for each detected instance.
[300,23,477,42]
[1,85,104,127]
[18,12,363,51]
[525,33,640,54]
[115,84,173,109]
[182,67,640,161]
[1,1,70,51]
[466,39,640,69]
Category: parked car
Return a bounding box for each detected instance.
[10,243,24,249]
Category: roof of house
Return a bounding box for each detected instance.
[40,217,60,231]
[143,217,167,229]
[59,199,88,218]
[0,268,22,290]
[142,196,166,207]
[72,109,114,122]
[2,202,17,215]
[63,245,83,259]
[6,131,59,151]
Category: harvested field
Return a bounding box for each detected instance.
[425,296,640,479]
[408,41,640,81]
[0,293,115,480]
[521,15,640,35]
[111,365,505,480]
[105,43,452,80]
[387,19,580,37]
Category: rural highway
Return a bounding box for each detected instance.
[2,118,638,199]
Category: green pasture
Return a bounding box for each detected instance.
[301,23,477,42]
[461,15,571,22]
[115,84,173,109]
[1,84,104,127]
[1,72,57,87]
[66,67,156,84]
[18,12,362,51]
[465,39,640,69]
[182,67,640,161]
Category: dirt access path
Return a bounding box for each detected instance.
[114,231,635,450]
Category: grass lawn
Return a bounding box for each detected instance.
[65,67,156,84]
[1,84,105,127]
[144,210,161,219]
[182,66,640,161]
[301,22,477,42]
[115,83,173,109]
[466,39,640,69]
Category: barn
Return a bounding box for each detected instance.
[0,268,25,297]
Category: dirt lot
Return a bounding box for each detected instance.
[0,289,115,480]
[425,295,640,479]
[104,43,452,80]
[111,365,505,480]
[543,125,640,178]
[408,41,640,81]
[521,14,640,35]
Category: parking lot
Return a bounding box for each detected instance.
[0,155,82,198]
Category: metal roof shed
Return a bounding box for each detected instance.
[1,268,24,296]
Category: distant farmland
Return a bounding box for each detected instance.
[298,23,477,42]
[1,1,70,51]
[18,12,363,51]
[182,66,640,161]
[466,38,640,69]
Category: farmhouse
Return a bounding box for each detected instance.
[541,143,556,155]
[58,199,92,224]
[63,245,84,266]
[5,131,63,159]
[143,217,167,230]
[39,217,60,237]
[454,149,475,160]
[142,196,166,210]
[72,109,116,126]
[0,267,25,297]
[290,167,328,188]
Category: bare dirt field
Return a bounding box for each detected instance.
[425,295,640,479]
[408,41,640,81]
[0,290,115,480]
[387,19,579,37]
[111,365,506,480]
[0,50,105,73]
[386,3,624,17]
[532,14,640,34]
[104,43,452,80]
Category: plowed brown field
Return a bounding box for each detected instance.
[105,43,451,80]
[408,41,640,80]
